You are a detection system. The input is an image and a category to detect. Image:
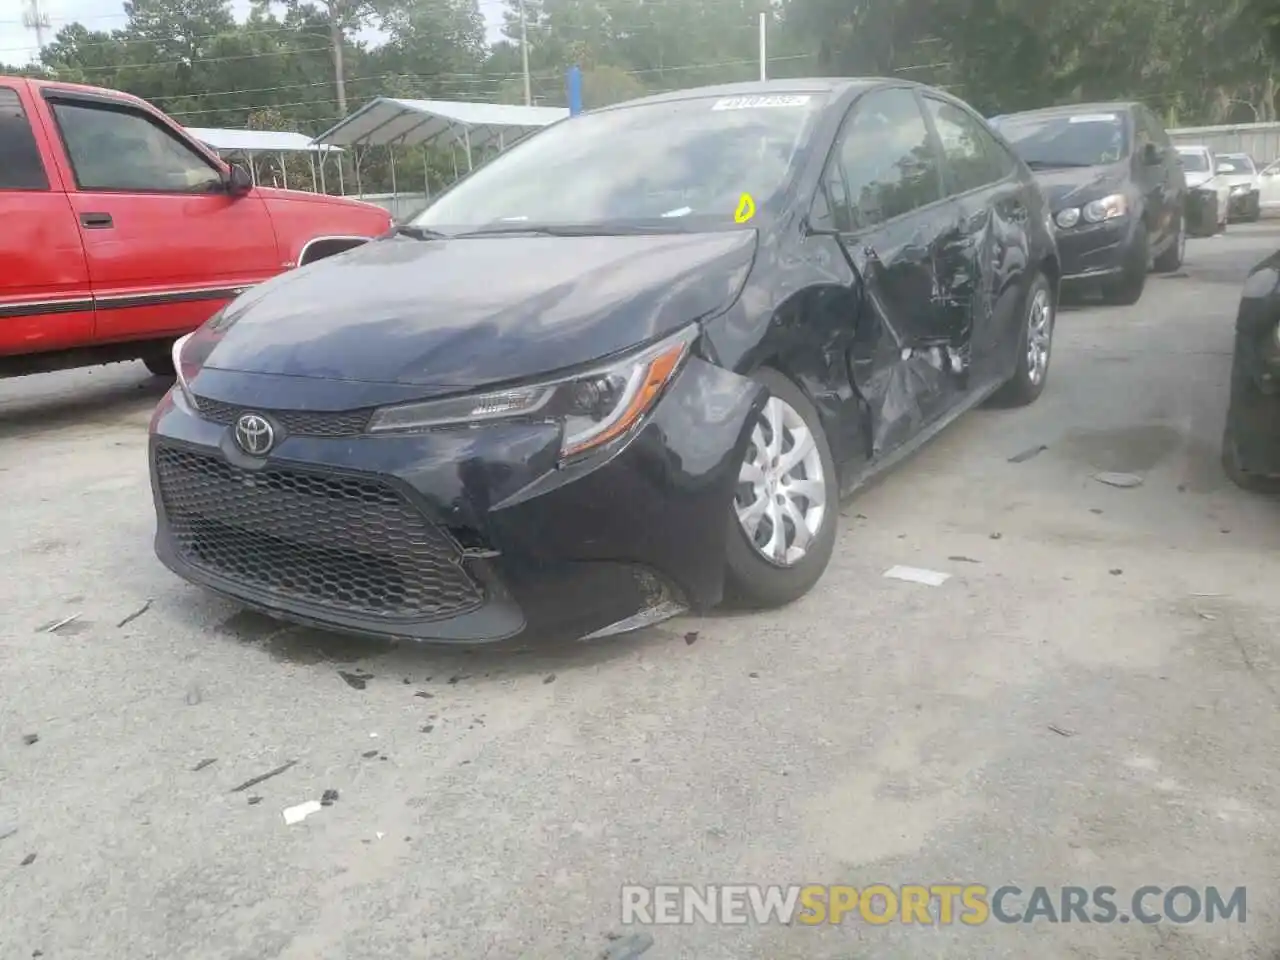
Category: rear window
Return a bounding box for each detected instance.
[0,87,50,191]
[1176,150,1209,173]
[1216,155,1255,174]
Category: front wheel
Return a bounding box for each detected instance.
[143,353,175,377]
[1101,234,1148,305]
[1153,215,1185,272]
[1222,422,1280,494]
[1247,194,1262,222]
[723,368,839,609]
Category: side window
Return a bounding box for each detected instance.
[825,87,942,231]
[0,87,50,191]
[50,100,222,193]
[923,97,1008,195]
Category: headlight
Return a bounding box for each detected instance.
[1055,208,1080,229]
[1231,183,1250,195]
[366,325,698,460]
[172,332,196,407]
[1082,193,1127,223]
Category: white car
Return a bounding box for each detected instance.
[1175,145,1230,233]
[1257,157,1280,217]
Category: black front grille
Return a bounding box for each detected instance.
[154,445,484,621]
[192,396,371,438]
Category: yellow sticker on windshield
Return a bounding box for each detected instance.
[734,193,756,223]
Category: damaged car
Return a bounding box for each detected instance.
[1214,152,1262,222]
[990,102,1186,305]
[149,78,1059,643]
[1223,250,1280,493]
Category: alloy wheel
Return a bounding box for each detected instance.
[1026,287,1053,385]
[734,396,827,567]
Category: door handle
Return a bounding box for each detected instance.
[80,212,113,229]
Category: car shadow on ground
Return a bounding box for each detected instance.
[0,370,170,440]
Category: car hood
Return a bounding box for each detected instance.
[198,229,757,388]
[1029,162,1128,209]
[1220,173,1258,189]
[1182,171,1221,189]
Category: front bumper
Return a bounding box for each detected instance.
[1053,216,1133,282]
[149,357,765,643]
[1228,189,1259,218]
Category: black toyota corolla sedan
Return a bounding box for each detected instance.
[150,78,1059,644]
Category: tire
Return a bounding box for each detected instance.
[1222,422,1280,494]
[1101,233,1148,305]
[991,272,1054,407]
[1153,214,1185,272]
[723,368,839,609]
[143,353,176,377]
[1247,195,1261,222]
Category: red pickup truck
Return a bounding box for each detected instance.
[0,76,392,378]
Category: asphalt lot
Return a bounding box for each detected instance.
[3,224,1280,960]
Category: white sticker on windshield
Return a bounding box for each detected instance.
[1069,113,1119,123]
[661,206,693,218]
[712,95,811,111]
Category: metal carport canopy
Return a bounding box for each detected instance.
[185,127,342,155]
[312,98,570,152]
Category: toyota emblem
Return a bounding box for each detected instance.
[234,413,275,456]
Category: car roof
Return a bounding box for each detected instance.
[596,77,894,112]
[996,102,1137,120]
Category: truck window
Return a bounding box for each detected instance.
[49,99,222,193]
[0,87,50,190]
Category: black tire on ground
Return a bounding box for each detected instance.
[991,271,1054,408]
[1101,234,1148,306]
[1222,422,1280,494]
[723,368,839,609]
[1153,214,1184,272]
[144,353,176,377]
[1247,195,1262,222]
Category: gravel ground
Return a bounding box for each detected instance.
[2,224,1279,960]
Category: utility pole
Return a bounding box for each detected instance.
[519,0,532,107]
[758,11,766,81]
[22,0,50,53]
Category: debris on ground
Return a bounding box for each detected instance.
[1090,508,1103,514]
[989,532,1002,540]
[447,675,470,685]
[369,732,379,739]
[684,631,698,645]
[543,673,557,684]
[230,759,298,793]
[116,599,153,628]
[1110,568,1123,576]
[320,789,339,806]
[1008,444,1048,463]
[1093,471,1143,488]
[20,853,35,866]
[338,670,373,690]
[883,565,951,586]
[1048,724,1075,737]
[375,831,385,840]
[748,672,759,679]
[598,932,655,959]
[192,758,216,772]
[421,724,434,733]
[948,555,980,563]
[362,749,379,758]
[414,691,434,699]
[185,684,203,706]
[22,734,38,746]
[247,796,263,805]
[41,613,80,634]
[282,800,323,825]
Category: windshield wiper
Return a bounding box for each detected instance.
[1024,160,1094,169]
[391,224,447,240]
[453,222,684,238]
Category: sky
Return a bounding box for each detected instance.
[0,0,508,67]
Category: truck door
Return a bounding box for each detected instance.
[40,91,280,343]
[0,83,95,358]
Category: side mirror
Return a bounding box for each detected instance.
[1143,143,1162,165]
[226,163,253,196]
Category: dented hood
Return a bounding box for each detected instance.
[1029,162,1128,210]
[198,230,756,388]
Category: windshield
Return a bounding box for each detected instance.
[992,112,1129,167]
[413,93,827,232]
[1177,150,1209,172]
[1216,155,1254,174]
